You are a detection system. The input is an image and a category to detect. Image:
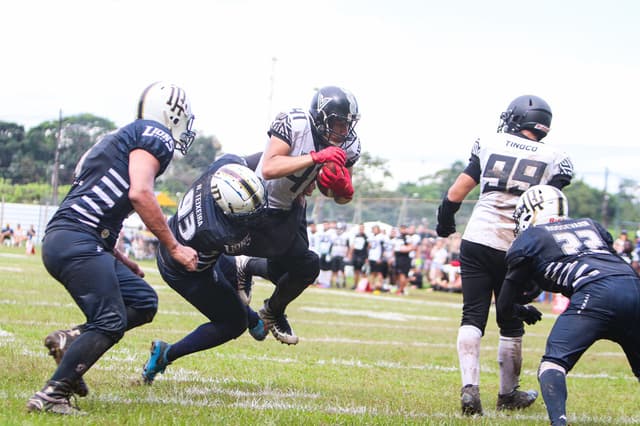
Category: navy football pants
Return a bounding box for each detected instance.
[543,275,640,378]
[42,229,158,342]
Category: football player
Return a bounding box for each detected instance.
[497,185,640,426]
[141,156,270,384]
[240,86,361,344]
[436,95,574,415]
[27,82,199,414]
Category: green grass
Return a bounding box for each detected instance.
[0,245,638,425]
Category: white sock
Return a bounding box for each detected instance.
[498,335,522,395]
[457,325,482,386]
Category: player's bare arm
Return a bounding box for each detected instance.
[113,246,144,278]
[447,173,477,202]
[260,137,315,179]
[129,149,197,271]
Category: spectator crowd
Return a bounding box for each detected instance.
[307,220,463,295]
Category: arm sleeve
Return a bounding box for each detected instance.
[462,154,481,184]
[547,173,572,190]
[496,258,533,319]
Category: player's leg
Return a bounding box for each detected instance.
[29,231,126,413]
[495,256,537,411]
[539,284,610,426]
[142,266,247,384]
[456,240,495,415]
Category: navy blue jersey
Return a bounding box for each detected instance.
[506,218,635,296]
[159,154,252,272]
[46,119,175,249]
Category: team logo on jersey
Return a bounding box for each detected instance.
[224,234,251,254]
[142,125,174,151]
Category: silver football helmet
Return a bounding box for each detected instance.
[210,163,267,222]
[137,81,196,155]
[513,185,568,236]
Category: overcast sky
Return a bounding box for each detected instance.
[3,0,639,191]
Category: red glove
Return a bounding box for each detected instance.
[323,165,354,199]
[317,165,336,189]
[310,146,346,166]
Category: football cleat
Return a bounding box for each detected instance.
[26,380,84,415]
[248,318,268,341]
[258,301,299,345]
[142,340,172,385]
[460,384,483,416]
[496,387,538,411]
[43,328,89,397]
[235,255,253,305]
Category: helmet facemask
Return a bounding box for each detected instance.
[172,114,196,156]
[318,113,359,146]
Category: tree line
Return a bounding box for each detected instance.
[1,115,638,231]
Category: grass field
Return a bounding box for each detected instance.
[1,246,638,425]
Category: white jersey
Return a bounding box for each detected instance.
[256,108,361,210]
[463,132,573,251]
[330,233,350,257]
[308,229,321,254]
[367,233,386,262]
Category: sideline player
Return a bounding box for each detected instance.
[436,95,574,415]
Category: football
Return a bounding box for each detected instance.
[316,161,338,197]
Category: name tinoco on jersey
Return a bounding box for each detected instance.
[506,218,636,296]
[46,120,175,250]
[256,108,361,210]
[463,132,573,251]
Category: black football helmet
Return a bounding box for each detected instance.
[309,86,360,146]
[498,95,552,140]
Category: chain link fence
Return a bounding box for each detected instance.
[307,196,477,229]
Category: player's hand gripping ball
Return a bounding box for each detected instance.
[316,161,354,200]
[316,161,339,197]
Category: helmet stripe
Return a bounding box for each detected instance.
[221,167,262,209]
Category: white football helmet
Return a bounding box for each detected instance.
[210,163,267,222]
[137,81,196,155]
[513,185,568,236]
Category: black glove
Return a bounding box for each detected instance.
[513,304,542,325]
[436,196,461,237]
[515,280,543,304]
